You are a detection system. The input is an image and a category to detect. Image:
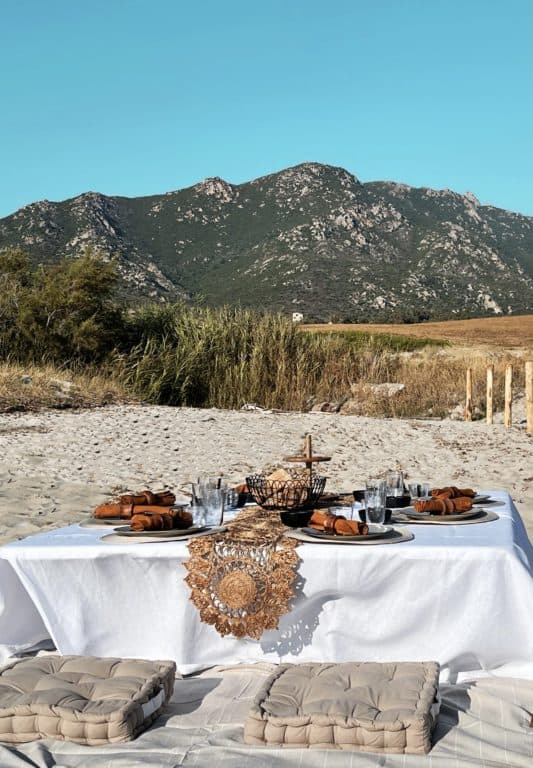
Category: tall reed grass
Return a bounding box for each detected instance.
[115,305,529,417]
[3,298,526,419]
[115,305,374,410]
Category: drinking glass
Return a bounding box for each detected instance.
[351,500,363,521]
[365,479,386,525]
[386,471,404,498]
[191,498,206,526]
[202,476,227,489]
[201,487,225,526]
[192,477,226,503]
[191,487,225,527]
[192,478,226,526]
[225,488,239,509]
[408,482,431,501]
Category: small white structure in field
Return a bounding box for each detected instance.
[292,312,304,323]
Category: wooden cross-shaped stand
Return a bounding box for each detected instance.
[284,433,331,484]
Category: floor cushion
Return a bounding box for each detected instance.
[244,661,440,754]
[0,655,176,745]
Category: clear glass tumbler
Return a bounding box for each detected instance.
[365,479,386,525]
[408,482,430,501]
[199,487,225,527]
[386,471,404,498]
[192,477,226,503]
[225,488,238,509]
[191,499,206,527]
[192,479,226,526]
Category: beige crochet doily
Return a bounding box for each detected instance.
[184,507,301,639]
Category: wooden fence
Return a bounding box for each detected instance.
[465,361,533,433]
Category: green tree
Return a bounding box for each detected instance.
[0,249,34,359]
[0,248,124,363]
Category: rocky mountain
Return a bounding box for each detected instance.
[1,162,532,321]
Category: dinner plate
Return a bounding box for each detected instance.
[114,525,209,538]
[287,527,414,545]
[301,524,394,542]
[473,494,493,504]
[403,508,483,522]
[101,526,227,544]
[79,517,125,527]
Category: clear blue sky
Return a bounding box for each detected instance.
[1,0,531,218]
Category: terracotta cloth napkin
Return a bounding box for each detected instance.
[94,489,176,519]
[309,510,369,535]
[130,508,193,531]
[431,487,476,499]
[414,496,474,515]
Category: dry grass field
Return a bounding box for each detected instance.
[303,315,533,350]
[0,363,131,412]
[2,315,531,418]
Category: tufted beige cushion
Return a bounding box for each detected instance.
[0,655,176,745]
[244,661,440,754]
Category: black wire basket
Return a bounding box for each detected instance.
[246,474,327,510]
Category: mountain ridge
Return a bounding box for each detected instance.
[1,162,532,321]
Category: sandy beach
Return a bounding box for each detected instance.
[0,404,531,543]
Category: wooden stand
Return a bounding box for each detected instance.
[284,434,331,484]
[526,361,533,436]
[486,365,494,425]
[465,368,473,422]
[504,364,513,429]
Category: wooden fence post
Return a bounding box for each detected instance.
[526,361,533,436]
[486,365,494,425]
[504,364,513,428]
[465,368,473,421]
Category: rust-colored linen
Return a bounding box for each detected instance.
[309,510,369,536]
[130,508,193,531]
[414,497,474,515]
[431,486,476,499]
[94,489,176,519]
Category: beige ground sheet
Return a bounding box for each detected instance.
[0,663,531,767]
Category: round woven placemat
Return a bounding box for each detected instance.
[285,527,414,545]
[79,518,123,528]
[100,527,226,544]
[184,506,302,639]
[393,510,499,526]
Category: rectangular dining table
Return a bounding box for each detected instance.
[0,490,532,682]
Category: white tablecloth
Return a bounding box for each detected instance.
[1,491,532,680]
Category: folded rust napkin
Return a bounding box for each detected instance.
[431,486,476,499]
[94,489,176,519]
[130,508,193,531]
[309,510,369,536]
[414,496,473,515]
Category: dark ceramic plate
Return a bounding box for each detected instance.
[302,524,394,542]
[80,517,123,527]
[115,525,209,537]
[402,508,483,522]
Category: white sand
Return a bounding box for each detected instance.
[0,404,532,544]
